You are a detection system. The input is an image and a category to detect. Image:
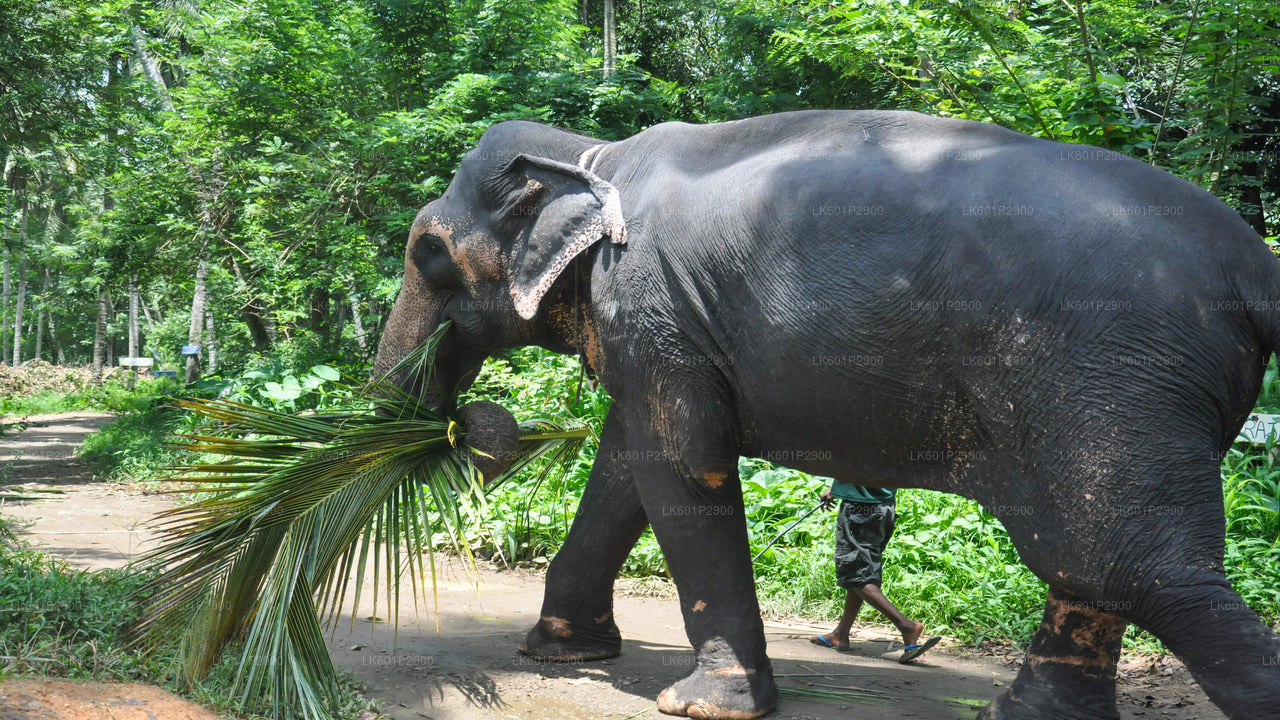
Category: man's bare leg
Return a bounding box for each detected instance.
[811,588,864,650]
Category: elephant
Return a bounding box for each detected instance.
[372,109,1280,720]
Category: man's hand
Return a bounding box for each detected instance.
[819,489,834,510]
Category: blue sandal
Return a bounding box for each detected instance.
[898,635,940,663]
[810,635,852,652]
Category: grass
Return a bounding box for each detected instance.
[79,403,193,483]
[0,530,155,679]
[0,390,86,416]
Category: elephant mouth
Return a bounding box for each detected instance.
[406,323,488,417]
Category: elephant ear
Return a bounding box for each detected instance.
[504,154,626,321]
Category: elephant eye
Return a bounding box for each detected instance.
[415,235,446,260]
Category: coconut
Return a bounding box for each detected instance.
[457,400,520,481]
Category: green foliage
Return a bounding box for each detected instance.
[229,363,348,412]
[79,386,192,482]
[0,537,156,679]
[1255,356,1280,414]
[762,0,1280,216]
[1221,443,1280,615]
[0,526,376,717]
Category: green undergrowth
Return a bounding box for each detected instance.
[0,526,155,679]
[79,404,194,483]
[53,349,1280,652]
[1253,356,1280,414]
[0,376,182,417]
[0,515,377,718]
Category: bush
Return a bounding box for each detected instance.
[79,402,194,483]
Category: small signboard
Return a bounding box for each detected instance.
[1238,414,1280,446]
[154,370,177,381]
[118,357,154,367]
[181,344,201,356]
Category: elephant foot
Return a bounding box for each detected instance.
[517,613,621,661]
[656,660,777,720]
[978,589,1126,720]
[979,679,1120,720]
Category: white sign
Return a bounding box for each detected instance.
[118,357,155,367]
[1237,414,1280,446]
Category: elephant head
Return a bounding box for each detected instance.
[372,122,626,410]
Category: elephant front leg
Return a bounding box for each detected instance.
[624,410,777,720]
[519,411,648,661]
[980,588,1127,720]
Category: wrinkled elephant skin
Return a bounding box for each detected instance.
[373,110,1280,720]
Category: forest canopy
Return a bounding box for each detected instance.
[2,0,1277,379]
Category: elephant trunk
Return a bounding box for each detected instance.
[372,277,452,412]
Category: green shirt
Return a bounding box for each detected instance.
[828,479,895,504]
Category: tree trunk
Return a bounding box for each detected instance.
[230,257,271,351]
[1,250,8,366]
[1240,159,1268,237]
[185,260,208,384]
[349,295,368,353]
[205,309,216,374]
[11,201,26,366]
[91,290,108,385]
[34,309,45,360]
[603,0,616,78]
[310,288,330,348]
[48,308,64,363]
[106,292,116,369]
[46,269,63,364]
[244,299,272,351]
[1,187,10,364]
[132,26,176,113]
[33,272,47,362]
[128,276,140,358]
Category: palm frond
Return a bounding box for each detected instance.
[132,324,590,719]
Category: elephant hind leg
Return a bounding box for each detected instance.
[979,588,1127,720]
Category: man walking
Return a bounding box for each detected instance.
[810,481,939,663]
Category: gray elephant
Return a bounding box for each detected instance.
[374,110,1280,720]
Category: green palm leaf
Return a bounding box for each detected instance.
[132,324,590,718]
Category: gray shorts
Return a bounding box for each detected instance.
[834,500,896,588]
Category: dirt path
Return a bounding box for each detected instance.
[0,412,1224,720]
[0,412,171,571]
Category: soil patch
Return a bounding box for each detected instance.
[0,678,223,720]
